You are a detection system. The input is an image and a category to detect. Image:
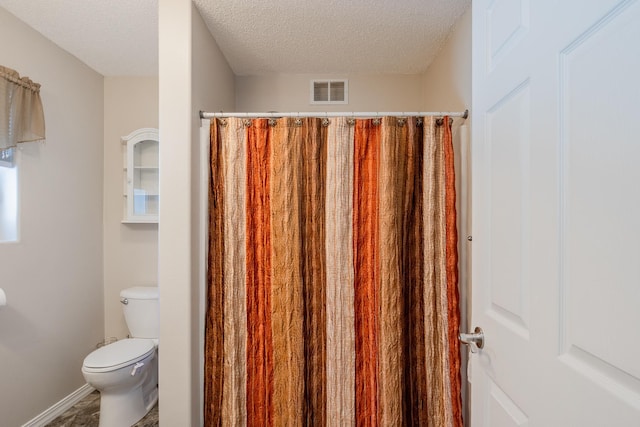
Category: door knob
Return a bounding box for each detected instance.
[459,327,484,353]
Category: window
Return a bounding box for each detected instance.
[0,66,44,243]
[0,148,18,242]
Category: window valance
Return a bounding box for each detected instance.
[0,65,45,149]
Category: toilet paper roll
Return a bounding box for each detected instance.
[0,288,6,307]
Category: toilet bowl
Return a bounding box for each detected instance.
[82,286,159,427]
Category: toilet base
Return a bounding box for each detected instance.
[98,382,158,427]
[83,348,158,427]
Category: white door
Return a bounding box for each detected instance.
[470,0,640,425]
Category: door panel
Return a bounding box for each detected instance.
[560,4,640,381]
[471,0,640,425]
[487,82,531,338]
[486,0,529,73]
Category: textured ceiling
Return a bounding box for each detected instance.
[0,0,158,76]
[0,0,469,77]
[194,0,470,75]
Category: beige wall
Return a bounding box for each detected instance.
[103,77,159,339]
[422,7,471,112]
[236,73,425,112]
[0,7,104,427]
[158,1,235,425]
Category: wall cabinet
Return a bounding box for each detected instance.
[122,128,159,223]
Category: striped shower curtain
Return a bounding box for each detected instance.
[204,116,462,427]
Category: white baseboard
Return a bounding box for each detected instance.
[22,383,95,427]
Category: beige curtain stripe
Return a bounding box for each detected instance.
[422,116,444,427]
[378,116,406,425]
[325,117,356,425]
[221,118,248,426]
[422,117,436,427]
[269,119,305,425]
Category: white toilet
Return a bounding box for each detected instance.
[82,286,159,427]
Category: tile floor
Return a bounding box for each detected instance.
[45,391,158,427]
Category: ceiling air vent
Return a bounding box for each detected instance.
[311,79,348,104]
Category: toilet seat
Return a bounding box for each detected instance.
[83,338,155,373]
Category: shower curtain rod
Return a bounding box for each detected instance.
[199,109,469,120]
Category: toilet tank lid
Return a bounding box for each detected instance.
[120,286,159,300]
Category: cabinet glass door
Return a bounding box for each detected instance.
[132,140,159,216]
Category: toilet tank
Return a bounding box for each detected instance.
[120,286,159,339]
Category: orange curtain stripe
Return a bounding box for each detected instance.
[245,119,274,426]
[443,117,463,426]
[353,119,380,427]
